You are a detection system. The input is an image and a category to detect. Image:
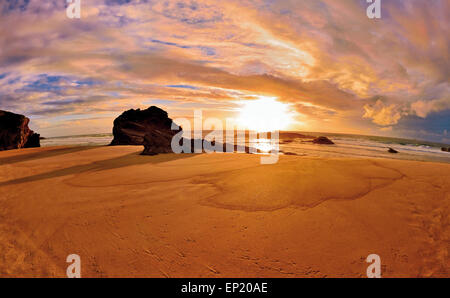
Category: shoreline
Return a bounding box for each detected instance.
[12,143,450,165]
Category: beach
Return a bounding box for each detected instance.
[0,145,448,277]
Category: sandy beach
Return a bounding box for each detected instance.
[0,146,448,277]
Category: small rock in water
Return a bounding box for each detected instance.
[312,136,335,145]
[441,147,449,152]
[388,148,398,154]
[283,152,299,156]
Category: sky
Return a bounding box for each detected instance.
[0,0,448,143]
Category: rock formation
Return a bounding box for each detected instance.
[0,110,40,151]
[312,136,335,145]
[141,130,179,156]
[110,106,181,147]
[143,137,255,156]
[112,106,257,156]
[24,131,41,148]
[388,147,399,154]
[442,147,449,152]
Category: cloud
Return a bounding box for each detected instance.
[151,0,223,25]
[363,100,405,126]
[380,126,393,132]
[411,97,450,118]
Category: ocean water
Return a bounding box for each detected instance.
[40,132,450,164]
[41,133,114,147]
[277,132,450,164]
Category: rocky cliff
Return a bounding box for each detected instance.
[0,110,40,151]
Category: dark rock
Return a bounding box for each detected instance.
[283,152,299,156]
[0,110,40,151]
[312,136,335,145]
[110,106,181,147]
[25,132,41,148]
[149,138,254,156]
[388,147,398,154]
[141,130,178,156]
[442,147,449,152]
[130,106,263,155]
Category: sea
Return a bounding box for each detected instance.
[40,132,450,164]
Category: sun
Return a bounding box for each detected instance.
[237,97,294,132]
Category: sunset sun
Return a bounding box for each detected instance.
[237,97,294,132]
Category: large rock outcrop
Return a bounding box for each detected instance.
[111,106,262,156]
[110,106,182,149]
[0,110,40,151]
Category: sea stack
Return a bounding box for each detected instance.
[110,106,182,155]
[0,110,40,151]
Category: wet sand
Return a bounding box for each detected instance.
[0,146,448,277]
